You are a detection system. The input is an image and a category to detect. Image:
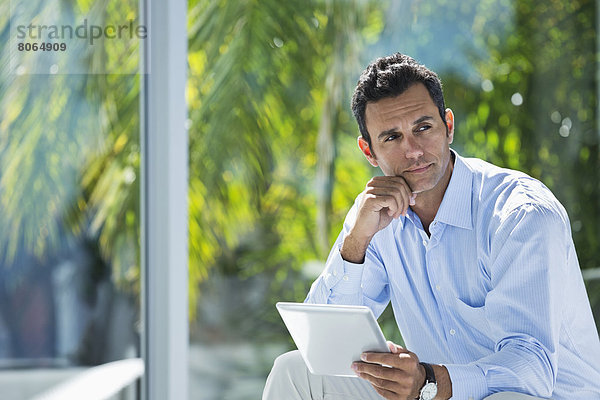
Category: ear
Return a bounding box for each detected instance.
[445,108,455,144]
[357,136,378,167]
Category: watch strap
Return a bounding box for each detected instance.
[420,362,436,384]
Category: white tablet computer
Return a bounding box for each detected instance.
[276,302,390,377]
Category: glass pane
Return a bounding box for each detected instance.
[1,0,144,398]
[188,0,600,398]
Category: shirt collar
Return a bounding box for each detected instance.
[433,149,473,230]
[397,149,473,231]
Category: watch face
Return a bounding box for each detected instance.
[420,382,438,400]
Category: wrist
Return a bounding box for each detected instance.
[430,364,452,400]
[340,232,372,264]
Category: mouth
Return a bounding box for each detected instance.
[405,163,432,174]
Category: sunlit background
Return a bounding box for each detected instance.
[0,0,599,399]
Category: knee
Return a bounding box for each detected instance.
[271,350,307,376]
[264,350,313,399]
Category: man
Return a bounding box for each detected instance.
[263,53,600,400]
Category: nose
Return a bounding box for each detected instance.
[404,135,424,160]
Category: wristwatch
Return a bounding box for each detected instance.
[418,362,438,400]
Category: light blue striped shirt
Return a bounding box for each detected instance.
[306,151,600,399]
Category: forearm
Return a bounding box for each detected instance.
[339,231,373,264]
[432,364,452,399]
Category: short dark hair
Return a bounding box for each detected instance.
[351,53,446,148]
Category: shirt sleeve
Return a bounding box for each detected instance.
[304,198,390,319]
[444,203,568,399]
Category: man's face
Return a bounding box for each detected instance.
[360,83,454,194]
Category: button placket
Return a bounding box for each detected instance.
[425,244,453,345]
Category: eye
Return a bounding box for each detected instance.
[385,134,400,142]
[416,124,431,133]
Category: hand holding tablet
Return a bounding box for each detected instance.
[276,302,390,377]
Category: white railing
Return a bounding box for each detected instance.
[31,358,144,400]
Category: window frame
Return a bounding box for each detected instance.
[140,0,189,398]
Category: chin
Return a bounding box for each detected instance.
[411,186,431,194]
[408,179,436,194]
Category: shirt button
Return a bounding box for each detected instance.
[449,329,456,335]
[422,239,427,246]
[435,284,441,291]
[343,275,349,281]
[332,271,337,276]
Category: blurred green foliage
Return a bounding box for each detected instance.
[0,0,141,295]
[187,0,383,324]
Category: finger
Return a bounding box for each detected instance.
[410,192,417,206]
[365,345,411,359]
[363,190,401,217]
[387,341,404,353]
[367,177,412,218]
[367,177,411,194]
[396,184,412,217]
[361,349,417,370]
[365,186,409,219]
[387,341,396,353]
[354,361,405,381]
[367,176,411,193]
[354,363,421,399]
[355,369,404,394]
[355,367,414,399]
[372,385,397,400]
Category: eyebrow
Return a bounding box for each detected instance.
[376,115,434,140]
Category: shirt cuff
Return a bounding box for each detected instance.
[322,247,365,295]
[444,363,488,400]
